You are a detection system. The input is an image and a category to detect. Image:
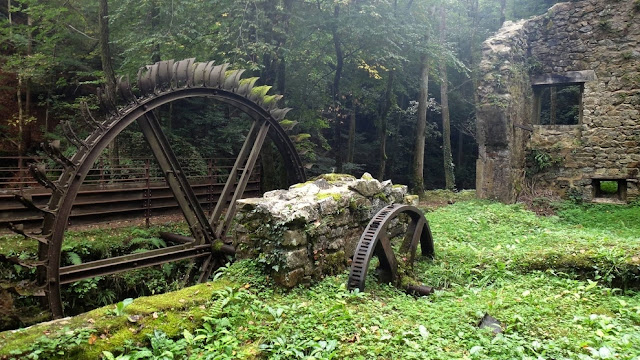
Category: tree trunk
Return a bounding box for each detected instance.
[25,14,31,116]
[347,104,356,163]
[150,0,161,63]
[457,129,463,169]
[412,54,429,196]
[99,0,119,168]
[275,0,293,94]
[331,4,344,173]
[98,0,117,104]
[499,0,506,26]
[439,6,455,190]
[17,75,23,157]
[377,70,394,181]
[550,87,557,125]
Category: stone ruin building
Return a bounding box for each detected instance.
[476,0,640,203]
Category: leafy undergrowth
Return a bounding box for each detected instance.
[0,223,193,330]
[1,200,640,359]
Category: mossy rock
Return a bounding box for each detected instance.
[311,173,356,183]
[0,279,238,359]
[315,192,342,201]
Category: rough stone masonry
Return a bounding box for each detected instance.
[476,0,640,203]
[231,173,417,287]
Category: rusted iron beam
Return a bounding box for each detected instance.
[137,112,216,245]
[59,244,211,284]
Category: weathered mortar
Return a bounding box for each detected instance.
[231,173,416,287]
[477,0,640,202]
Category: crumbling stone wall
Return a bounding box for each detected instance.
[231,173,416,287]
[477,0,640,202]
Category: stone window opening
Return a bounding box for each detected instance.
[531,70,597,126]
[533,84,583,125]
[592,179,627,203]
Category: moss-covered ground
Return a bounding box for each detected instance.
[1,198,639,359]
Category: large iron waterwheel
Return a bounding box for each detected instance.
[16,59,306,318]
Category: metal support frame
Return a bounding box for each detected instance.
[137,112,215,244]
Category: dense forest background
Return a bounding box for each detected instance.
[0,0,563,191]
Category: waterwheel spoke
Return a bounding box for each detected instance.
[208,119,268,231]
[407,216,426,265]
[216,119,270,238]
[137,112,216,244]
[374,232,398,283]
[59,244,211,284]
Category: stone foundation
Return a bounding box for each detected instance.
[231,173,416,287]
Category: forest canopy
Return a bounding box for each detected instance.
[0,0,563,191]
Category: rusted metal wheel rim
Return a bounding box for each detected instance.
[347,204,434,292]
[35,60,306,318]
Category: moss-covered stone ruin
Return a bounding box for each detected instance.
[231,173,416,287]
[476,0,640,203]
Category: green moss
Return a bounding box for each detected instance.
[373,192,388,202]
[323,250,346,274]
[211,239,225,252]
[361,173,374,181]
[404,194,419,205]
[278,119,297,130]
[291,180,314,188]
[0,280,237,358]
[250,85,272,99]
[312,173,355,182]
[315,192,342,201]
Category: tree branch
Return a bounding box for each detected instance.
[67,24,97,40]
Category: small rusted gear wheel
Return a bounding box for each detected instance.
[347,204,434,292]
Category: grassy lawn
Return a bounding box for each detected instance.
[1,199,639,359]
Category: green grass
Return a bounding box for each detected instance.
[598,181,618,195]
[1,200,640,359]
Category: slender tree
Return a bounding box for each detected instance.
[439,5,455,190]
[98,0,119,167]
[331,4,344,173]
[377,70,394,180]
[412,53,429,196]
[98,0,117,105]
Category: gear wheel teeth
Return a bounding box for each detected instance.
[117,76,138,104]
[261,94,283,111]
[42,140,77,170]
[237,77,259,97]
[193,61,213,86]
[347,204,435,292]
[270,108,292,121]
[14,194,54,215]
[61,121,86,150]
[7,222,49,244]
[222,69,246,90]
[206,63,229,88]
[28,163,60,193]
[248,85,272,103]
[80,102,106,132]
